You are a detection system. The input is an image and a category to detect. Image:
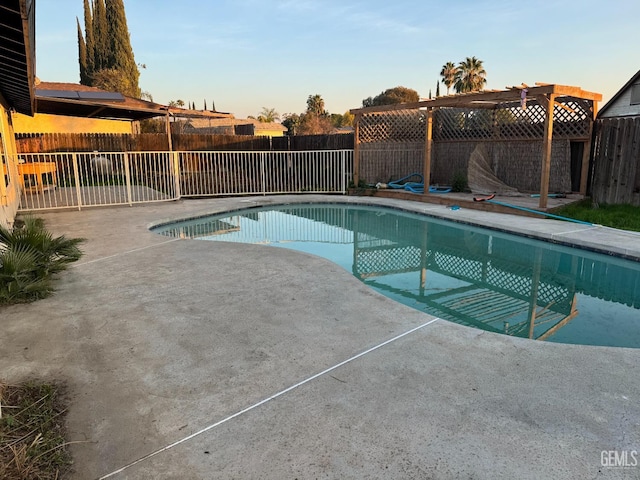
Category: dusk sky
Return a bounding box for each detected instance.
[35,0,639,118]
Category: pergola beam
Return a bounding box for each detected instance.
[350,84,602,115]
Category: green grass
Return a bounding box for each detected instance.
[0,382,72,479]
[553,199,640,232]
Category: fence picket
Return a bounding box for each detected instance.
[592,118,640,206]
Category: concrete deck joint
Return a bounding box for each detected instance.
[99,317,441,479]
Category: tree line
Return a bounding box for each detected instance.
[280,95,354,135]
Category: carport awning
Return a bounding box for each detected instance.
[35,96,168,121]
[0,0,36,115]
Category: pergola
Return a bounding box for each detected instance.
[350,84,602,208]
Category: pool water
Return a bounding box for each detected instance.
[153,204,640,348]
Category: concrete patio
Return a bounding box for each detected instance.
[2,195,639,479]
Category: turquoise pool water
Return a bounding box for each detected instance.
[153,204,640,348]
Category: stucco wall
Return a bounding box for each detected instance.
[0,104,20,229]
[12,112,133,134]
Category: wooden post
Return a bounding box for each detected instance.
[539,94,556,209]
[579,100,598,195]
[353,113,361,187]
[527,247,543,339]
[165,111,173,151]
[420,222,428,296]
[423,108,433,195]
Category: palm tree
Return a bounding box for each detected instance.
[440,61,458,95]
[306,94,326,116]
[454,56,487,93]
[257,107,280,123]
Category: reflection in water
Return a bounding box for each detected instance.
[154,204,640,348]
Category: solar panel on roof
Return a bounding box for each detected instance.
[77,91,125,102]
[35,90,125,102]
[36,89,81,99]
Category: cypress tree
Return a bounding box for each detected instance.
[436,81,440,97]
[105,0,140,98]
[204,99,207,111]
[77,18,89,85]
[92,0,109,71]
[83,0,95,79]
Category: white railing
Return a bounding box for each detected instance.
[13,150,352,212]
[180,150,350,197]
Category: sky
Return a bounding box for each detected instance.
[35,0,640,119]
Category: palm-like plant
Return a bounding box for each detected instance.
[306,94,326,116]
[257,107,280,123]
[454,56,487,94]
[0,217,84,304]
[440,61,458,95]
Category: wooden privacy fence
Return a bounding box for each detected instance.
[13,132,354,154]
[591,117,640,206]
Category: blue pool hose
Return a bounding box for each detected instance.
[485,199,594,226]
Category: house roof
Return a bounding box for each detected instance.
[167,107,234,119]
[181,117,288,130]
[35,82,169,121]
[251,121,287,132]
[0,0,36,115]
[598,69,640,118]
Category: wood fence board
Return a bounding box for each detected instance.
[592,117,640,205]
[14,133,353,154]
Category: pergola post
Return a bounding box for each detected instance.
[165,110,173,151]
[423,108,433,195]
[353,113,361,186]
[539,93,556,209]
[579,100,598,195]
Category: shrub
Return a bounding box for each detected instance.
[0,217,84,304]
[451,171,468,192]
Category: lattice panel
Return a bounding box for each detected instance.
[552,98,591,138]
[359,110,425,143]
[434,108,495,141]
[355,245,422,276]
[486,264,572,313]
[433,97,592,141]
[536,281,573,313]
[486,267,532,298]
[432,250,484,281]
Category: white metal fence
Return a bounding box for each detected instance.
[9,150,352,212]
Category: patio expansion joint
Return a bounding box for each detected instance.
[72,238,182,268]
[97,317,442,479]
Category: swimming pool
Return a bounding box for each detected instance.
[153,203,640,348]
